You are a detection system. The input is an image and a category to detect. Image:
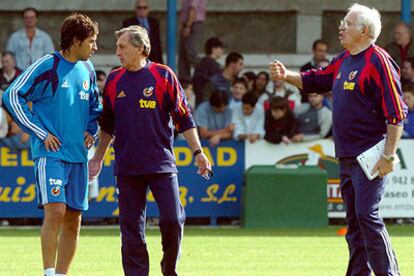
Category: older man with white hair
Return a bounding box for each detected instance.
[270,3,406,275]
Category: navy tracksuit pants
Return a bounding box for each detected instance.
[117,173,185,276]
[339,158,399,276]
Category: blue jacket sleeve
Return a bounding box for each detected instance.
[2,55,54,140]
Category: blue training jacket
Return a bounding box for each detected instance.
[2,51,102,162]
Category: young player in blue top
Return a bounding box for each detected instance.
[2,14,101,276]
[89,25,211,276]
[269,4,406,276]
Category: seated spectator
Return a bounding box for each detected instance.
[181,79,196,111]
[300,39,329,72]
[271,79,301,110]
[232,91,265,143]
[252,71,271,107]
[202,52,244,102]
[192,37,224,106]
[0,51,22,94]
[401,58,414,86]
[96,69,107,103]
[0,118,30,150]
[385,22,414,67]
[264,96,296,144]
[292,93,332,143]
[195,90,233,147]
[402,84,414,138]
[229,77,248,110]
[242,71,256,91]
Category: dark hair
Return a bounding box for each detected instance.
[405,58,414,69]
[225,52,243,67]
[312,39,328,50]
[1,51,16,59]
[96,70,106,80]
[241,91,258,107]
[204,37,223,55]
[22,7,38,17]
[209,91,228,108]
[60,13,99,52]
[403,84,414,95]
[257,71,270,83]
[243,71,256,81]
[179,79,191,90]
[270,96,289,111]
[232,77,248,89]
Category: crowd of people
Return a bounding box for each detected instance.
[2,2,414,154]
[0,1,412,275]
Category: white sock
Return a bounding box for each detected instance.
[44,268,55,276]
[56,274,66,276]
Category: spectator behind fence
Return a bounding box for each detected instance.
[401,58,414,86]
[6,7,54,70]
[195,90,233,147]
[0,52,22,95]
[229,77,248,110]
[402,84,414,138]
[385,22,414,67]
[264,96,296,144]
[178,0,206,81]
[122,0,163,63]
[300,39,329,72]
[232,91,265,143]
[292,93,332,143]
[242,71,256,91]
[192,37,224,106]
[181,79,196,111]
[252,71,271,107]
[202,52,244,102]
[271,79,301,111]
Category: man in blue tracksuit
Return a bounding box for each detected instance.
[89,25,212,276]
[269,4,406,276]
[2,14,101,276]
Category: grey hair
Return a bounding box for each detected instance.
[348,3,382,43]
[115,25,151,57]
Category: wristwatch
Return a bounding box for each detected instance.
[381,154,396,163]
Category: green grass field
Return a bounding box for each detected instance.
[0,226,413,275]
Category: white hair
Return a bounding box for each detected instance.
[348,3,382,43]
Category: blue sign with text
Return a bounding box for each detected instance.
[0,140,244,220]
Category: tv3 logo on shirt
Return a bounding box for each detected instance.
[139,86,156,109]
[79,80,90,101]
[343,70,358,91]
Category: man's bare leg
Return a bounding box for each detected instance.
[55,209,82,274]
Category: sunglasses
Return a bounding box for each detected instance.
[136,6,148,10]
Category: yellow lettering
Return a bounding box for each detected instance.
[139,99,156,109]
[174,147,192,166]
[202,147,214,166]
[217,147,237,166]
[12,187,22,202]
[1,148,18,166]
[343,81,355,91]
[0,187,12,202]
[96,186,116,202]
[179,186,188,207]
[22,185,36,202]
[21,150,34,167]
[218,184,238,204]
[103,147,115,166]
[201,184,219,202]
[112,207,119,216]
